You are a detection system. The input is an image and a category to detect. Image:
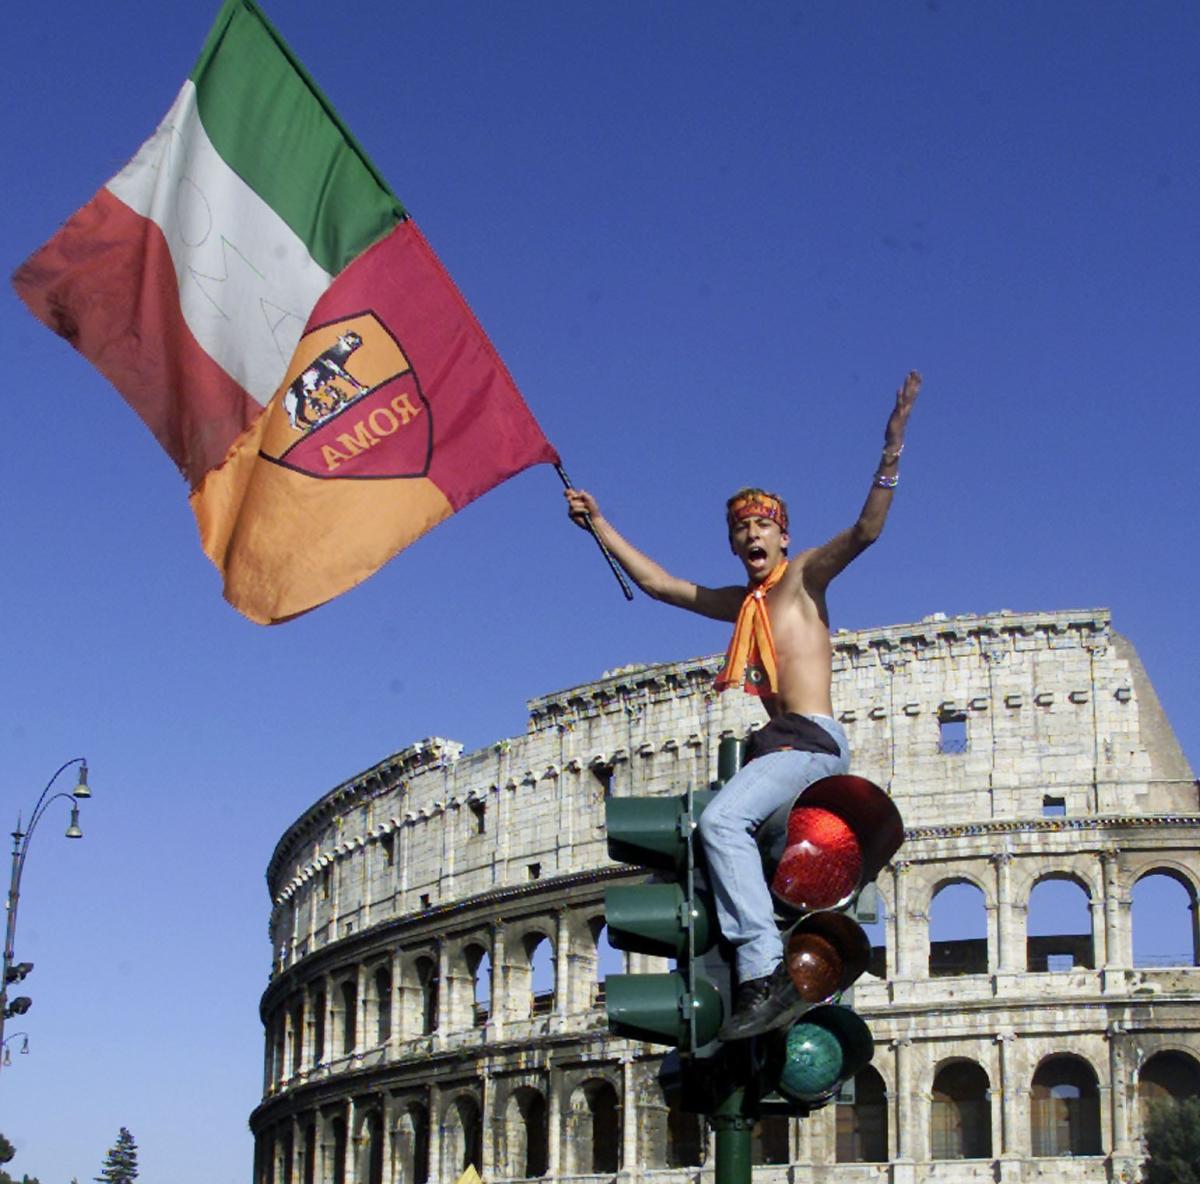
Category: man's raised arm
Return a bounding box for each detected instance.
[565,488,743,621]
[800,370,922,592]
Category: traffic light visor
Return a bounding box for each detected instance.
[605,882,716,959]
[605,972,723,1048]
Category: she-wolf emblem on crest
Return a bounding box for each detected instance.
[283,331,370,431]
[264,312,434,481]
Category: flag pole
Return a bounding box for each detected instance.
[555,465,635,602]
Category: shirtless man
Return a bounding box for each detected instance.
[566,371,920,1040]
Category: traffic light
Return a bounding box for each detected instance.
[4,996,32,1018]
[3,961,35,1020]
[4,962,33,985]
[752,773,904,1115]
[603,786,725,1051]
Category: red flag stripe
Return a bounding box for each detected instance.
[13,189,261,487]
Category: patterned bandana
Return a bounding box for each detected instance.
[714,559,789,697]
[726,492,789,535]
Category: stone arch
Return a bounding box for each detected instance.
[928,878,989,977]
[445,939,490,1031]
[1132,868,1199,967]
[507,926,555,1018]
[372,963,392,1046]
[566,1077,620,1174]
[271,1008,286,1088]
[278,1123,295,1184]
[401,953,438,1037]
[1030,1053,1102,1156]
[836,1064,888,1162]
[752,1115,790,1165]
[310,984,327,1069]
[930,1058,992,1159]
[657,1078,703,1169]
[1137,1049,1200,1135]
[354,1104,384,1184]
[529,931,556,1016]
[502,1084,549,1179]
[329,1111,348,1184]
[288,994,305,1077]
[588,913,624,1008]
[392,1100,430,1184]
[1027,873,1095,971]
[297,1118,316,1184]
[339,977,358,1055]
[472,946,492,1027]
[858,883,889,979]
[440,1091,482,1181]
[301,1118,317,1184]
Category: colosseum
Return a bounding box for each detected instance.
[251,607,1199,1184]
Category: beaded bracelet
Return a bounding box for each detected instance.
[874,472,899,489]
[881,443,904,466]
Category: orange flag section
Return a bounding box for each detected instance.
[192,221,558,623]
[193,456,453,624]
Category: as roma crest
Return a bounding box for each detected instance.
[259,312,432,479]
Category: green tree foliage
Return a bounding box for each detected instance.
[1144,1097,1200,1184]
[94,1128,138,1184]
[0,1132,40,1184]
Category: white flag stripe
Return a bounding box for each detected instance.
[107,82,333,407]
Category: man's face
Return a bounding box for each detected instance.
[729,514,789,584]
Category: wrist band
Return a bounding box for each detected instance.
[874,472,899,489]
[881,443,904,465]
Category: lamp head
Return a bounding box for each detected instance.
[65,805,83,839]
[73,762,90,799]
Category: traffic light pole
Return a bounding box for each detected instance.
[711,738,754,1184]
[1,758,89,1068]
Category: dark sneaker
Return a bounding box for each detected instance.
[718,963,803,1042]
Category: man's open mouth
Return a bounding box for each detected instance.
[747,545,767,562]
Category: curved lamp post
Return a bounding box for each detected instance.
[2,1032,30,1065]
[0,758,91,1070]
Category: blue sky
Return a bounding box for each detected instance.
[2,2,1197,1181]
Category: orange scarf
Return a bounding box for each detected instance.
[714,560,788,696]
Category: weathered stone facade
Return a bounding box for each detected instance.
[252,608,1199,1184]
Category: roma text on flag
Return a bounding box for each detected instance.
[13,0,559,624]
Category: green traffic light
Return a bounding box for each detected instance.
[777,1020,845,1101]
[771,1004,875,1106]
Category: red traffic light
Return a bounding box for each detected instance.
[771,807,863,911]
[761,775,904,915]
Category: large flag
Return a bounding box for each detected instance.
[13,0,559,624]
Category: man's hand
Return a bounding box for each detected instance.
[565,487,602,530]
[885,370,922,448]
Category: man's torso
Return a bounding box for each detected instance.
[761,550,834,718]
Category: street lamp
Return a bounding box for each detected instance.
[1,757,92,1070]
[2,1032,30,1065]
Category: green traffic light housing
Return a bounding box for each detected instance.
[603,788,724,1051]
[604,881,715,959]
[605,971,724,1047]
[605,792,714,871]
[774,1004,874,1107]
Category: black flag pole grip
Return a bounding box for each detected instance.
[556,464,635,602]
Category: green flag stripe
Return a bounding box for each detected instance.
[190,0,406,277]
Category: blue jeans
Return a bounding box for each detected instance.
[697,715,850,981]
